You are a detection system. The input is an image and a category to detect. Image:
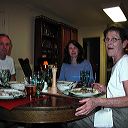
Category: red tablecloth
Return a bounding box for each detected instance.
[0,96,46,110]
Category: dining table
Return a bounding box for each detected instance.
[0,80,105,128]
[0,91,86,125]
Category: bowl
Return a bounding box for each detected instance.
[57,81,77,92]
[10,83,25,91]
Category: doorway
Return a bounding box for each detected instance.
[83,37,100,82]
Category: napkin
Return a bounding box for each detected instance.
[94,108,113,128]
[0,96,47,110]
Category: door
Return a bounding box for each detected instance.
[83,37,100,82]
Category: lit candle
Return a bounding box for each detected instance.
[43,61,48,69]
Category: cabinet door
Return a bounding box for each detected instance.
[61,26,71,60]
[34,18,42,70]
[71,29,78,41]
[60,26,78,61]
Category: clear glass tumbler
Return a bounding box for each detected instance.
[0,69,11,87]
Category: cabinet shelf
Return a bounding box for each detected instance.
[42,34,58,39]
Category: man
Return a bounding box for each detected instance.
[0,34,16,81]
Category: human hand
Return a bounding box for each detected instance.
[75,98,97,116]
[92,83,106,93]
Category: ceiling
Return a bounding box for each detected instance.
[22,0,128,28]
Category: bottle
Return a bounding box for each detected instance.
[42,82,48,92]
[36,71,42,96]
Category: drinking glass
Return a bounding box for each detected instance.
[25,84,36,100]
[0,69,11,87]
[85,70,90,86]
[30,71,45,96]
[80,70,85,83]
[80,70,90,86]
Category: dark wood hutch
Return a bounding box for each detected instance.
[34,15,78,76]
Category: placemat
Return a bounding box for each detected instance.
[0,96,47,110]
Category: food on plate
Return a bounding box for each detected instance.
[0,90,10,96]
[68,87,99,97]
[0,89,25,99]
[10,83,25,91]
[71,87,93,93]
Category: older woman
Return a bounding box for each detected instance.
[67,26,128,128]
[59,40,94,82]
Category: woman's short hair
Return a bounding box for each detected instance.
[103,26,128,42]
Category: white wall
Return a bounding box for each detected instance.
[0,0,107,82]
[0,0,65,81]
[78,25,107,45]
[0,1,35,80]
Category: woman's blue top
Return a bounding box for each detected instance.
[59,60,94,82]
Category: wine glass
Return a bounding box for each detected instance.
[80,70,90,87]
[85,70,90,86]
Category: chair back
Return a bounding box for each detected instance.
[18,58,32,78]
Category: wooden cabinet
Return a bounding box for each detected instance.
[60,24,78,60]
[34,16,61,71]
[34,15,78,73]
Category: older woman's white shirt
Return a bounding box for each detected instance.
[107,54,128,98]
[94,54,128,127]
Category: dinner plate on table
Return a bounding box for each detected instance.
[8,81,18,84]
[57,81,77,92]
[0,89,25,99]
[68,87,101,98]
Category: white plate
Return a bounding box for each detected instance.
[8,81,18,84]
[69,87,100,97]
[0,89,25,99]
[57,81,73,85]
[57,81,77,92]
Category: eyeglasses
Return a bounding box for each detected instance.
[104,37,121,44]
[0,42,11,47]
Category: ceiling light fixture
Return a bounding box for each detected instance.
[103,6,127,22]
